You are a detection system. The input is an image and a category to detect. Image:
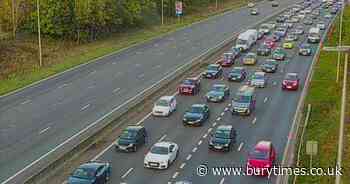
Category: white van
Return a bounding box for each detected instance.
[308,27,321,43]
[235,29,258,51]
[152,96,177,116]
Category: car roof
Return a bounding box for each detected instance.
[213,84,226,87]
[255,71,265,75]
[79,162,104,170]
[255,141,272,150]
[154,141,175,147]
[233,66,244,70]
[208,64,220,67]
[287,72,298,76]
[159,96,174,101]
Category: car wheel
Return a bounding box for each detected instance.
[167,160,171,169]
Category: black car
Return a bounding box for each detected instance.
[272,1,279,7]
[183,104,210,126]
[68,161,111,184]
[114,126,147,152]
[257,44,271,56]
[202,64,223,79]
[260,59,278,73]
[209,125,237,152]
[228,67,247,82]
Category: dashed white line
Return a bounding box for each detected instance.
[153,64,162,69]
[172,172,179,179]
[219,177,225,184]
[115,72,122,78]
[113,88,121,93]
[192,147,198,153]
[238,142,244,152]
[21,100,31,105]
[39,127,50,134]
[158,134,167,142]
[198,140,203,145]
[203,133,208,138]
[89,70,96,75]
[81,104,90,111]
[213,122,217,127]
[58,83,69,89]
[112,62,117,65]
[208,128,213,133]
[138,74,145,79]
[179,163,186,169]
[135,63,141,67]
[121,168,134,179]
[216,117,221,121]
[186,154,192,160]
[264,97,268,103]
[220,112,225,116]
[88,85,95,89]
[228,103,232,107]
[252,117,257,124]
[224,107,229,112]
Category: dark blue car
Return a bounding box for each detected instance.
[183,104,210,126]
[202,64,223,79]
[68,161,111,184]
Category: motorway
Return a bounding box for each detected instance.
[0,0,304,183]
[86,2,334,184]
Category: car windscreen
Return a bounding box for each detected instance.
[223,54,232,60]
[286,74,298,80]
[249,150,269,160]
[150,146,169,155]
[260,25,269,29]
[237,39,247,45]
[182,79,194,85]
[120,130,138,140]
[214,130,230,139]
[253,74,264,79]
[189,106,204,113]
[156,99,169,107]
[234,95,251,103]
[72,168,95,180]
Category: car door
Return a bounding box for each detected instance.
[95,166,104,184]
[169,145,176,162]
[205,105,210,119]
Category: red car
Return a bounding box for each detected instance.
[247,141,276,176]
[282,73,300,90]
[218,52,235,67]
[263,38,276,49]
[178,77,201,95]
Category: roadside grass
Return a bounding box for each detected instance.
[295,6,349,184]
[0,0,249,95]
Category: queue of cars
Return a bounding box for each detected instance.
[68,1,336,183]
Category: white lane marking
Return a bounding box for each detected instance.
[186,154,192,161]
[252,117,257,124]
[39,127,51,135]
[224,107,229,112]
[216,117,221,121]
[113,88,121,93]
[264,97,268,103]
[136,113,152,125]
[220,112,225,116]
[228,103,232,107]
[158,134,167,142]
[21,100,31,105]
[213,122,217,127]
[81,104,90,111]
[172,172,179,179]
[167,182,172,184]
[208,128,213,133]
[192,147,198,153]
[88,85,95,89]
[153,64,162,69]
[115,72,122,78]
[203,133,208,138]
[135,63,141,67]
[179,163,186,169]
[198,140,203,145]
[121,168,134,179]
[238,142,244,152]
[58,83,69,89]
[219,177,225,184]
[112,62,117,65]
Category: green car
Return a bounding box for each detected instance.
[272,47,287,60]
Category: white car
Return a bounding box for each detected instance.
[152,96,177,116]
[259,23,271,34]
[144,141,179,169]
[250,72,267,88]
[317,22,326,30]
[248,2,255,8]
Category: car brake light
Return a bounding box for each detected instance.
[292,82,297,86]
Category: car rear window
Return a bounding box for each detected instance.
[72,168,95,179]
[249,150,269,160]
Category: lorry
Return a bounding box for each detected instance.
[235,29,258,51]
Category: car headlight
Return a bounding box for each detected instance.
[129,143,134,147]
[224,143,229,147]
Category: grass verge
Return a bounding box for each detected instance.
[0,0,249,96]
[294,5,350,184]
